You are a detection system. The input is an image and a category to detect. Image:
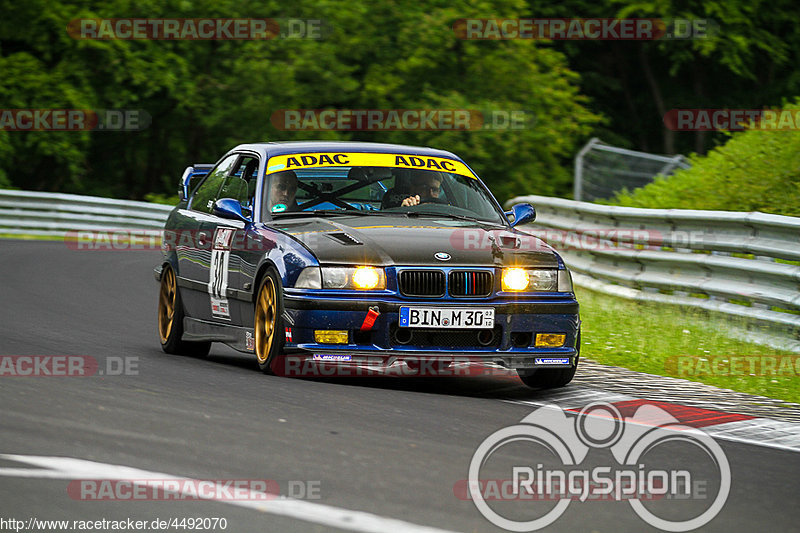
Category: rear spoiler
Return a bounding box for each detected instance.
[178,164,215,201]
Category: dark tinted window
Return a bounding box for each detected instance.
[191,154,239,213]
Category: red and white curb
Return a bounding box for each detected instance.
[505,386,800,453]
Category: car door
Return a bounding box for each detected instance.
[177,153,239,321]
[198,154,261,325]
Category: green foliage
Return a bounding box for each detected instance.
[610,103,800,216]
[143,192,179,205]
[0,0,599,202]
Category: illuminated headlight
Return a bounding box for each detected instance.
[502,268,529,291]
[323,266,386,290]
[501,268,558,292]
[557,269,574,292]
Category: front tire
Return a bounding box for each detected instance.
[255,269,284,374]
[158,264,211,357]
[517,331,580,389]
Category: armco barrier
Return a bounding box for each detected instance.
[0,189,171,236]
[1,189,796,350]
[506,195,800,352]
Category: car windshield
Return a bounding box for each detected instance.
[262,165,508,225]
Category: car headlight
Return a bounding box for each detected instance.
[295,267,322,289]
[295,266,386,290]
[557,268,574,292]
[501,268,558,292]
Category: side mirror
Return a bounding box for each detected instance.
[506,203,536,228]
[213,198,252,223]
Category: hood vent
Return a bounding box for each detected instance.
[326,232,363,245]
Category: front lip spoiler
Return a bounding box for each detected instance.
[284,350,577,370]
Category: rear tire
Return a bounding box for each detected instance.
[518,330,580,389]
[254,268,285,374]
[158,264,211,357]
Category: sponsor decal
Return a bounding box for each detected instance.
[245,331,255,351]
[264,152,476,179]
[285,327,293,342]
[312,354,352,362]
[208,228,234,319]
[534,357,571,365]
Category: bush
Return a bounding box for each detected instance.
[610,103,800,217]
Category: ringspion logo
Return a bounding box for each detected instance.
[464,402,730,531]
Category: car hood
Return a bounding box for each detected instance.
[270,215,559,268]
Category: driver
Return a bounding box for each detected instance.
[401,173,442,206]
[268,170,299,213]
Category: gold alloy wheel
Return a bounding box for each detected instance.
[255,276,277,364]
[158,267,176,344]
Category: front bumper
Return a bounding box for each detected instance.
[281,291,580,368]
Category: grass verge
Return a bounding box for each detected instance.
[577,286,800,404]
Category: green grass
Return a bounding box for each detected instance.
[577,286,800,404]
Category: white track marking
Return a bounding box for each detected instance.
[0,454,460,533]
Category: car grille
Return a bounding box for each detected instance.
[398,270,445,297]
[449,271,493,297]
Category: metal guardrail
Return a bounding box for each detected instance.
[506,195,800,352]
[0,189,172,236]
[1,188,797,349]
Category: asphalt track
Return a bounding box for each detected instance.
[0,240,798,532]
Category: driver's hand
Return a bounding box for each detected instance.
[401,195,420,207]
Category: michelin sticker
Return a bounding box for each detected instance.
[208,228,234,319]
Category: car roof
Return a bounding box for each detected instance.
[228,141,465,162]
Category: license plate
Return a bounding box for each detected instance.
[399,307,495,328]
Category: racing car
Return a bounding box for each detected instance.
[155,141,580,388]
